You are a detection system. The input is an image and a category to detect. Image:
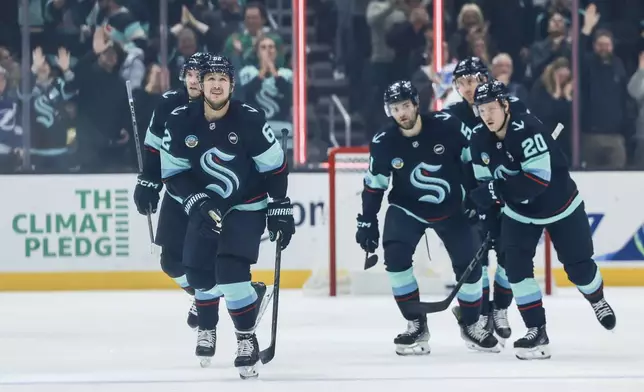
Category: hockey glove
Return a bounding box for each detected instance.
[355,214,379,253]
[478,206,502,248]
[133,174,162,215]
[463,197,480,225]
[267,198,295,250]
[468,181,503,210]
[182,192,223,238]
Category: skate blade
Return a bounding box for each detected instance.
[493,331,509,348]
[514,344,551,360]
[199,356,212,368]
[465,341,502,353]
[253,285,274,329]
[238,365,259,379]
[395,341,431,356]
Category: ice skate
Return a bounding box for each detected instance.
[187,299,198,330]
[393,316,430,356]
[492,306,512,345]
[513,325,551,360]
[195,328,216,368]
[452,306,501,352]
[590,298,616,330]
[235,330,260,379]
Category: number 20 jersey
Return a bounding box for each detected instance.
[469,112,580,224]
[160,99,286,210]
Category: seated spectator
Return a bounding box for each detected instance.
[491,53,529,104]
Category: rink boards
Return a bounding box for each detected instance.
[0,172,643,291]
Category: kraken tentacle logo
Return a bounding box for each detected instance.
[409,163,451,204]
[200,148,240,199]
[493,165,520,180]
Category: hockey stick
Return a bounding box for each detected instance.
[364,252,378,270]
[406,233,493,314]
[125,81,155,247]
[259,128,289,365]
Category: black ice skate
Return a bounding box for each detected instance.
[195,328,216,368]
[590,298,616,330]
[394,316,431,356]
[235,330,260,379]
[513,325,550,360]
[452,306,501,353]
[492,306,512,341]
[187,299,198,330]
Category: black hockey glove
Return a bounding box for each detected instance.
[267,198,295,250]
[355,214,379,253]
[133,174,162,215]
[182,192,223,238]
[468,181,503,210]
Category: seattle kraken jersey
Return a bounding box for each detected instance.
[446,96,529,134]
[470,112,580,224]
[142,88,189,181]
[28,76,76,151]
[362,112,473,223]
[160,99,287,212]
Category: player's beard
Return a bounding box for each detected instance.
[397,110,419,130]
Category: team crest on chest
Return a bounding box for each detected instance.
[209,122,216,130]
[391,157,404,169]
[185,135,199,148]
[481,152,490,165]
[433,144,445,154]
[228,132,238,144]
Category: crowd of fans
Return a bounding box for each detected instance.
[334,0,644,169]
[0,0,643,172]
[0,0,291,173]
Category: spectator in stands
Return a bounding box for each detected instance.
[73,29,133,172]
[0,65,20,173]
[91,0,148,50]
[239,35,293,133]
[133,63,165,145]
[491,53,529,103]
[627,50,644,168]
[168,26,203,89]
[223,2,283,69]
[448,3,488,61]
[529,57,573,162]
[386,4,430,81]
[411,40,459,113]
[0,47,20,91]
[364,0,407,135]
[580,4,634,170]
[525,10,571,87]
[533,0,572,41]
[170,3,240,55]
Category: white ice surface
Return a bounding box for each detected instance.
[1,288,643,392]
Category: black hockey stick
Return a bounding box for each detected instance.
[125,80,155,246]
[406,233,493,314]
[364,252,378,270]
[259,128,289,365]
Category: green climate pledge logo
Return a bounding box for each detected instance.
[12,189,130,258]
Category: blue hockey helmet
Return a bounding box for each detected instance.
[474,80,510,106]
[453,56,489,81]
[383,80,419,117]
[180,52,210,82]
[199,55,235,87]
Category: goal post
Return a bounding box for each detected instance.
[305,147,554,297]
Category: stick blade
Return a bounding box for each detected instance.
[364,254,378,270]
[259,347,275,364]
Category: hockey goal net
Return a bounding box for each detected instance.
[303,147,553,296]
